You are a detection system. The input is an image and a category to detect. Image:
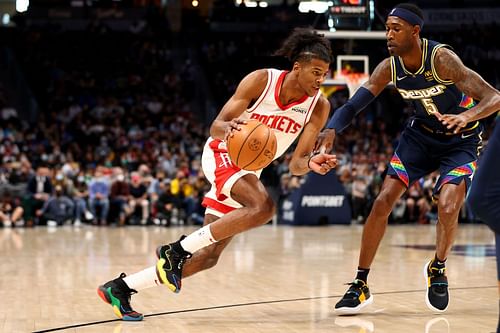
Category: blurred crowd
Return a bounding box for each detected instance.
[0,20,498,227]
[0,28,209,227]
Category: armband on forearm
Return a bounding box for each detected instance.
[326,87,376,133]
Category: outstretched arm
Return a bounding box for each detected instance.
[433,48,500,132]
[210,69,268,140]
[316,58,392,153]
[289,96,337,176]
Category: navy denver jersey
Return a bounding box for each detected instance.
[390,38,478,134]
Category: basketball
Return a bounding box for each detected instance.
[227,119,277,171]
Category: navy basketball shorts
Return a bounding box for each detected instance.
[387,124,481,197]
[468,117,500,234]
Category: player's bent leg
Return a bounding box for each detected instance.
[208,174,276,241]
[424,181,465,312]
[156,175,275,293]
[435,181,465,258]
[358,177,408,268]
[335,177,406,315]
[183,214,234,278]
[97,273,144,321]
[183,236,234,278]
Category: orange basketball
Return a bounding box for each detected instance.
[227,119,277,171]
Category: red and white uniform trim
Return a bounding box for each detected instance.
[201,68,321,217]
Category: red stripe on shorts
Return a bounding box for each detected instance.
[209,139,241,201]
[202,197,237,214]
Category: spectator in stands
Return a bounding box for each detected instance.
[2,159,32,200]
[53,170,74,196]
[351,169,369,224]
[155,179,175,226]
[147,170,167,224]
[37,185,74,226]
[0,192,24,227]
[406,181,431,224]
[88,167,111,225]
[110,170,131,226]
[127,172,149,225]
[24,165,53,226]
[72,172,92,226]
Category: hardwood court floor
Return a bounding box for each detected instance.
[0,223,497,333]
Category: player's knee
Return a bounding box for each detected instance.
[263,196,276,217]
[252,195,276,225]
[372,194,393,216]
[437,199,460,220]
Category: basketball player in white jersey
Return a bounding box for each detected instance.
[97,28,338,320]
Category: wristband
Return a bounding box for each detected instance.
[307,155,314,170]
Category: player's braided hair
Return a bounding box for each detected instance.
[274,28,332,64]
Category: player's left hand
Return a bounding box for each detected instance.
[309,153,337,175]
[313,129,336,154]
[433,112,469,133]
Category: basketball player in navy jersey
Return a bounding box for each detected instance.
[97,28,337,320]
[315,3,500,314]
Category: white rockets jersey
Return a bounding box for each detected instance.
[240,68,321,159]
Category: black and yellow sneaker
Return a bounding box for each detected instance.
[424,260,449,312]
[334,279,373,315]
[155,235,192,293]
[97,273,144,321]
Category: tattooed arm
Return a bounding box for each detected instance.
[433,48,500,132]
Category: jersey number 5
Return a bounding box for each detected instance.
[421,98,438,114]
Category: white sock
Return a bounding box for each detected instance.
[123,266,161,291]
[180,224,217,254]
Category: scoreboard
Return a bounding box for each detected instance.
[329,0,369,18]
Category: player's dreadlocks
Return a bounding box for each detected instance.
[274,28,332,65]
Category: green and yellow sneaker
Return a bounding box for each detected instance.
[97,273,143,321]
[155,235,192,293]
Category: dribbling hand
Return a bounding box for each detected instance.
[224,119,247,141]
[309,153,338,175]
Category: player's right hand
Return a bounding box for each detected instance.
[309,153,337,175]
[433,111,469,133]
[224,119,247,141]
[313,128,336,154]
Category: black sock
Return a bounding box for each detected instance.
[432,254,446,269]
[355,267,370,283]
